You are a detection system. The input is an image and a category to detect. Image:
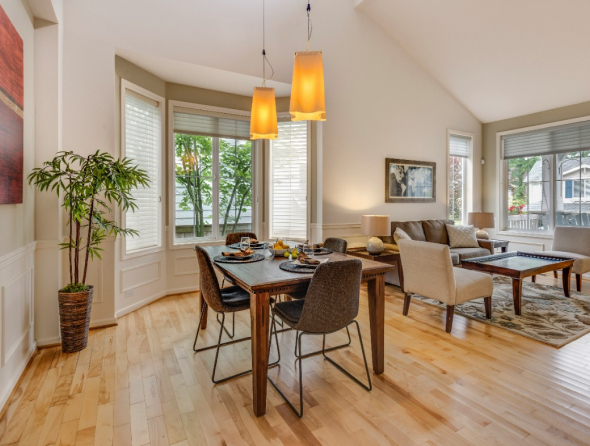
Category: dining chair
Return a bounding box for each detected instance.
[398,239,493,333]
[268,259,371,417]
[217,232,259,338]
[193,245,280,383]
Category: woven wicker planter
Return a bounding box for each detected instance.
[58,286,94,353]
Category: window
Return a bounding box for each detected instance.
[269,121,309,240]
[501,120,590,232]
[172,107,253,243]
[448,132,472,224]
[123,85,163,254]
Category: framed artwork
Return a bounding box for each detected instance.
[0,5,24,204]
[385,158,435,203]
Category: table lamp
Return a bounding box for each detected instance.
[361,215,391,254]
[467,212,495,239]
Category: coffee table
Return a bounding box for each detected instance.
[461,252,575,315]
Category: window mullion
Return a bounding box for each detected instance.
[212,137,220,240]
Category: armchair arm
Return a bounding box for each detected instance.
[477,239,494,255]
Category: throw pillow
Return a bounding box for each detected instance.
[446,224,480,248]
[393,227,412,244]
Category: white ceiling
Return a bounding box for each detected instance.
[115,48,292,97]
[355,0,590,123]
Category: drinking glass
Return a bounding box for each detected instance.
[303,244,314,259]
[240,237,250,252]
[264,243,275,261]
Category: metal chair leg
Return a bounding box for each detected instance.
[296,326,352,358]
[216,311,235,338]
[322,321,372,391]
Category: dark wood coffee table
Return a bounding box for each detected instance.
[347,248,403,291]
[461,252,575,315]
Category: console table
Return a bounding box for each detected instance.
[348,248,404,291]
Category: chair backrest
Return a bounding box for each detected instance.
[397,239,456,304]
[323,237,347,253]
[296,259,362,333]
[553,226,590,257]
[225,232,258,246]
[194,245,225,312]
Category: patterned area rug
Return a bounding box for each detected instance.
[411,275,590,347]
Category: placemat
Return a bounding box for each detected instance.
[279,261,317,274]
[214,253,265,264]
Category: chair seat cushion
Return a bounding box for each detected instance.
[450,247,492,261]
[453,267,494,304]
[272,299,304,325]
[220,285,250,307]
[540,251,590,275]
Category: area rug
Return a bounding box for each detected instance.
[411,275,590,347]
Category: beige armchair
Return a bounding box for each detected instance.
[398,240,494,333]
[543,226,590,292]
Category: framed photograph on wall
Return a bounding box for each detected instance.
[385,158,435,203]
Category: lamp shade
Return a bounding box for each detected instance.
[250,87,278,140]
[360,215,391,236]
[467,212,495,229]
[289,51,326,121]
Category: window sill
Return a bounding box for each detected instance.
[123,246,164,260]
[170,239,227,250]
[496,230,554,240]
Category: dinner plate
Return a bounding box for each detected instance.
[220,254,254,260]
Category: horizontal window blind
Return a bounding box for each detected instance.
[449,134,471,158]
[125,91,161,253]
[270,121,308,240]
[503,120,590,159]
[174,108,250,140]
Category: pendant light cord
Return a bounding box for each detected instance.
[306,0,313,51]
[261,0,274,87]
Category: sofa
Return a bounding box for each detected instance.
[382,219,493,286]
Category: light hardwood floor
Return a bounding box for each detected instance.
[1,274,590,446]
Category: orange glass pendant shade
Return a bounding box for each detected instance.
[289,51,326,121]
[250,86,278,140]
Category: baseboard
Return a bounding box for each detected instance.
[166,286,199,296]
[115,291,168,318]
[89,317,118,329]
[0,342,36,417]
[36,336,61,347]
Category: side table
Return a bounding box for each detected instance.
[479,239,510,253]
[347,248,404,291]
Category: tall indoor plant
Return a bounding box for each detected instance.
[28,151,149,352]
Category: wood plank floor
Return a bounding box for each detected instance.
[1,274,590,445]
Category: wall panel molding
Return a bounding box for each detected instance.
[120,260,162,293]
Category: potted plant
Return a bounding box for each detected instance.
[28,151,149,352]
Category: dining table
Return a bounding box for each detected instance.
[200,245,395,417]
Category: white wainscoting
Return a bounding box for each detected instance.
[0,242,36,413]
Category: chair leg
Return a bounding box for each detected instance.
[296,326,352,358]
[484,297,492,319]
[193,301,208,351]
[322,321,372,392]
[554,271,558,279]
[446,305,455,333]
[576,274,582,292]
[216,312,235,339]
[403,293,412,316]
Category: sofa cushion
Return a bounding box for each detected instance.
[423,219,454,245]
[391,221,426,242]
[540,250,590,275]
[446,224,480,248]
[450,247,492,261]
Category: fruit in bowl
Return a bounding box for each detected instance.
[272,240,290,257]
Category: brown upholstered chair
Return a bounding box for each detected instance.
[323,237,348,254]
[268,259,371,417]
[193,246,279,383]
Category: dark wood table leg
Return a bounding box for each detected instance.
[250,291,271,417]
[531,275,536,283]
[199,293,208,329]
[512,278,522,316]
[501,246,508,253]
[563,266,572,298]
[367,274,385,374]
[576,274,582,292]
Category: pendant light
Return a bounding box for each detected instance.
[289,0,326,121]
[250,0,278,140]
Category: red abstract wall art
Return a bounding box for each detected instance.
[0,5,24,204]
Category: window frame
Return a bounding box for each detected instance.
[446,130,473,225]
[496,115,590,238]
[120,79,165,259]
[265,117,312,242]
[168,100,260,248]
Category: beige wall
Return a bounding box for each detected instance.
[0,0,35,258]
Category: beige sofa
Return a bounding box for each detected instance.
[383,219,493,286]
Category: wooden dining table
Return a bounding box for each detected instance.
[200,245,394,417]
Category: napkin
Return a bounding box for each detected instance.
[297,252,320,265]
[313,243,324,249]
[250,238,260,244]
[222,249,253,257]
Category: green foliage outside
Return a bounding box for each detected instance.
[28,151,150,290]
[448,156,463,224]
[175,134,252,238]
[507,156,540,209]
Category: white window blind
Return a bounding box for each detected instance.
[502,120,590,159]
[124,90,162,254]
[173,108,250,140]
[270,121,308,240]
[449,134,471,158]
